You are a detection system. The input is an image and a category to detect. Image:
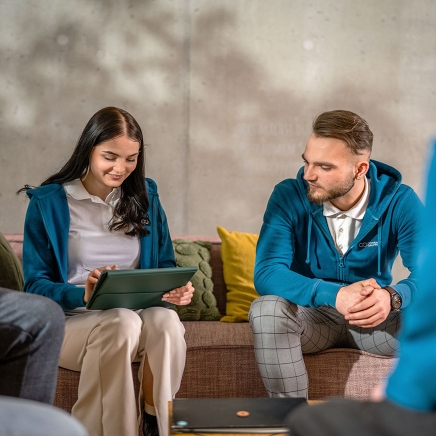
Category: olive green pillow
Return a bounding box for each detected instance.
[0,232,24,291]
[172,239,221,321]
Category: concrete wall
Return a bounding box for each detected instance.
[1,0,435,241]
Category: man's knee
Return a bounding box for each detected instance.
[250,295,293,316]
[31,294,65,335]
[249,295,300,333]
[0,290,65,343]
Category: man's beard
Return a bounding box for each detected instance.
[306,176,355,205]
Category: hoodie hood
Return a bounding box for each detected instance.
[27,177,159,200]
[296,159,402,218]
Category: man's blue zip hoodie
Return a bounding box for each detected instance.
[22,178,175,311]
[254,160,422,309]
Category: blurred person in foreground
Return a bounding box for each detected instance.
[0,288,87,435]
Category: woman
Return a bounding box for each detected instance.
[20,107,194,436]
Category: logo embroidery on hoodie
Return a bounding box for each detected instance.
[359,241,378,248]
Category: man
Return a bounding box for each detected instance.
[0,287,87,435]
[249,110,421,398]
[286,140,436,435]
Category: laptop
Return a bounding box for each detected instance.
[85,267,197,310]
[171,397,307,433]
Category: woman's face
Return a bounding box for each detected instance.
[82,135,140,199]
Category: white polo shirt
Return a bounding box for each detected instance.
[323,177,371,256]
[63,179,140,286]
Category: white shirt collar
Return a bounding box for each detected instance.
[323,176,370,220]
[63,179,120,207]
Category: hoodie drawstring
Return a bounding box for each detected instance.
[306,214,313,264]
[377,221,382,276]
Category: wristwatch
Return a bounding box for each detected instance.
[383,286,402,311]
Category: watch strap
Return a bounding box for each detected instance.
[383,286,401,311]
[383,286,396,297]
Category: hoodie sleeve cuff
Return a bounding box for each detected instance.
[313,281,342,308]
[63,285,86,310]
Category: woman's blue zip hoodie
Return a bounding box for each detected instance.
[254,160,422,309]
[22,178,176,310]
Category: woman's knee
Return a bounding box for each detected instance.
[99,308,142,340]
[140,307,185,338]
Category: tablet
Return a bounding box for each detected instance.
[85,267,198,310]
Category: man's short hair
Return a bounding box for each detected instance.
[312,110,373,156]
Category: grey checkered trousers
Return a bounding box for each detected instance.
[249,295,400,398]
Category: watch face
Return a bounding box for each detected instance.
[392,294,402,310]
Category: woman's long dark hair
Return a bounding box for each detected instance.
[19,107,150,238]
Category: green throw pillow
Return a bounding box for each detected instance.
[0,231,24,291]
[172,239,221,321]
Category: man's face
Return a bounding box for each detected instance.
[302,134,358,205]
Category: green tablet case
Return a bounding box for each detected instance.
[86,267,198,310]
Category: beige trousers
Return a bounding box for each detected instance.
[59,307,186,436]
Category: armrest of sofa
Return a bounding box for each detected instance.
[4,233,23,262]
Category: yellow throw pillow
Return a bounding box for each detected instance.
[217,226,259,322]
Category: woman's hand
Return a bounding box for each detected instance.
[84,265,117,303]
[162,281,195,306]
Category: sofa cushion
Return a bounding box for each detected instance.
[172,239,221,321]
[178,321,267,398]
[304,348,396,400]
[216,226,259,322]
[0,231,24,291]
